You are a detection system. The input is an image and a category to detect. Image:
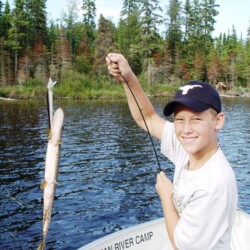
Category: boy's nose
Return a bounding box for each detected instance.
[182,121,193,134]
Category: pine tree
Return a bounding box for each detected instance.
[246,20,250,87]
[182,0,201,67]
[164,0,182,76]
[0,0,11,38]
[138,0,163,61]
[247,20,250,39]
[117,10,142,74]
[25,0,47,45]
[200,0,218,38]
[200,0,219,80]
[77,0,96,73]
[183,0,191,42]
[94,14,117,75]
[121,0,139,15]
[182,0,219,81]
[6,0,30,82]
[7,0,29,49]
[117,0,141,72]
[0,1,3,36]
[62,0,82,56]
[82,0,96,43]
[0,0,4,85]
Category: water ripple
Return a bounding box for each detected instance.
[0,98,249,249]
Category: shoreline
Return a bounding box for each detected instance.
[0,97,17,101]
[0,94,250,102]
[0,90,249,101]
[219,93,250,98]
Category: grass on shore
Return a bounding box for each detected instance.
[0,70,249,99]
[0,70,179,99]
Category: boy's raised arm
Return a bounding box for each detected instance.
[106,53,165,141]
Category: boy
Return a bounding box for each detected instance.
[106,53,238,249]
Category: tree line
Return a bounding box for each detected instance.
[0,0,250,91]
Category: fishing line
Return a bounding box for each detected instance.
[54,35,162,172]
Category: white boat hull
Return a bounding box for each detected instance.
[78,209,250,250]
[78,218,168,250]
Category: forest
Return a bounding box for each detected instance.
[0,0,250,98]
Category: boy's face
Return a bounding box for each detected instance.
[173,104,224,157]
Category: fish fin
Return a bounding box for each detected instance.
[46,128,51,139]
[56,140,62,145]
[40,180,47,190]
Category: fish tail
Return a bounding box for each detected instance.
[37,238,45,250]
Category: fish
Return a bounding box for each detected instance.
[38,107,64,250]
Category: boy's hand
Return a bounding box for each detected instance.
[106,53,133,83]
[156,171,173,202]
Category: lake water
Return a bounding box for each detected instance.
[0,97,249,249]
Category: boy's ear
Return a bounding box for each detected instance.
[215,112,225,130]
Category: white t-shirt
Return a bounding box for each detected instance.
[160,121,238,250]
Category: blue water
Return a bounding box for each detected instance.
[0,97,249,249]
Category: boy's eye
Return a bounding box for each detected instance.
[175,118,184,122]
[193,118,201,121]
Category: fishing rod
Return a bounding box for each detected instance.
[54,35,162,172]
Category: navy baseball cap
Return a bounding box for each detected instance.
[163,81,221,116]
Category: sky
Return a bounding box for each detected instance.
[8,0,250,38]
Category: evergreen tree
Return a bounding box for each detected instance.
[207,48,222,84]
[121,0,140,16]
[0,0,249,90]
[82,0,96,43]
[182,0,201,66]
[200,0,218,38]
[7,0,29,49]
[245,26,250,87]
[227,27,242,88]
[47,20,60,62]
[26,0,47,45]
[184,0,202,42]
[0,1,3,35]
[6,0,30,82]
[200,0,219,80]
[182,0,219,81]
[117,0,141,72]
[247,20,250,39]
[164,0,182,76]
[183,0,191,42]
[117,9,142,74]
[62,0,82,56]
[138,0,163,61]
[165,0,182,44]
[94,14,117,75]
[77,0,96,73]
[0,1,11,38]
[0,0,4,85]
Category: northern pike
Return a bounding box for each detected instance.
[38,107,64,250]
[38,78,63,249]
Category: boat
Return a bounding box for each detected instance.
[78,217,167,250]
[78,209,250,250]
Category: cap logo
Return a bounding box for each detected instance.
[179,85,203,95]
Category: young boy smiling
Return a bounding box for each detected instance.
[106,53,238,249]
